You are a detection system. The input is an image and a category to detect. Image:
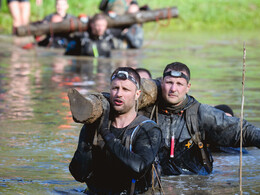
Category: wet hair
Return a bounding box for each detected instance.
[163,62,191,82]
[214,104,234,116]
[111,67,141,89]
[91,13,107,23]
[136,68,152,79]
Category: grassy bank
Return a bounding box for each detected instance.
[0,0,260,34]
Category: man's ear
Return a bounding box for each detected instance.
[186,82,191,93]
[135,89,141,100]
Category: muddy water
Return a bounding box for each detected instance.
[0,31,260,194]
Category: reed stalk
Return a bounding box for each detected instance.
[239,42,246,195]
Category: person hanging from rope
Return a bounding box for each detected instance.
[139,61,260,175]
[69,67,162,194]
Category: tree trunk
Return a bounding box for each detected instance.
[68,78,158,124]
[16,7,178,37]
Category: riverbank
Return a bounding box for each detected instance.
[1,0,260,34]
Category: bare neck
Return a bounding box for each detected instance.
[112,110,137,129]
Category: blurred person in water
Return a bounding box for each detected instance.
[99,0,139,16]
[139,61,260,175]
[65,13,125,57]
[104,0,144,50]
[65,12,143,57]
[69,67,162,194]
[36,0,76,48]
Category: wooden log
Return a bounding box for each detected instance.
[16,19,88,37]
[138,78,158,109]
[106,6,178,28]
[68,88,103,124]
[68,78,158,124]
[16,7,178,37]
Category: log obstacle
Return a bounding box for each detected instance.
[68,78,158,124]
[16,7,178,37]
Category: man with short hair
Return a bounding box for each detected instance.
[140,61,260,175]
[69,67,162,194]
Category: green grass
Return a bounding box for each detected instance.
[1,0,260,34]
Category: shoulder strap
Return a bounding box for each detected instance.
[185,101,200,144]
[124,117,156,151]
[185,101,213,173]
[127,115,149,130]
[125,118,160,194]
[128,120,156,152]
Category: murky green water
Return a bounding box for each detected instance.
[0,30,260,194]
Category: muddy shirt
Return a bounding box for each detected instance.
[65,29,126,57]
[141,95,260,175]
[70,115,162,194]
[37,13,77,48]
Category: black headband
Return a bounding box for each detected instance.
[163,70,189,82]
[111,71,140,89]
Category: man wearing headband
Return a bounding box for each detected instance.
[69,67,162,194]
[140,61,260,175]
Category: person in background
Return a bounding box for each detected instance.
[120,1,143,49]
[210,104,248,154]
[65,13,126,57]
[36,0,76,48]
[99,0,139,16]
[8,0,42,34]
[42,0,72,22]
[99,0,144,49]
[140,61,260,175]
[136,68,152,79]
[214,104,234,117]
[7,0,42,48]
[69,67,162,194]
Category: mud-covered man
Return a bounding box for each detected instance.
[37,0,76,48]
[69,67,162,194]
[140,61,260,175]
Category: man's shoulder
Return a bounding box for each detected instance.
[64,14,77,20]
[43,13,54,22]
[185,99,215,119]
[128,115,152,129]
[135,115,160,132]
[128,115,159,131]
[129,116,161,140]
[103,30,116,40]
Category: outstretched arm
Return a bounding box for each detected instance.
[199,104,260,148]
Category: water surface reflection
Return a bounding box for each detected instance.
[0,32,260,194]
